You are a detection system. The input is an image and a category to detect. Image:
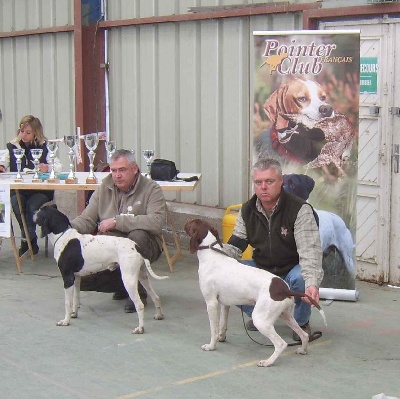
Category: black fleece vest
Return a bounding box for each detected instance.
[241,190,313,277]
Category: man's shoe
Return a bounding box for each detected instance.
[31,238,39,255]
[245,319,258,331]
[124,297,147,313]
[112,291,129,300]
[293,322,311,342]
[18,241,29,257]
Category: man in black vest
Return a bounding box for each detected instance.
[226,158,323,341]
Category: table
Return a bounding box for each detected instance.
[1,171,201,273]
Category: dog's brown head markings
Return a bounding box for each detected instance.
[184,219,223,254]
[263,78,331,131]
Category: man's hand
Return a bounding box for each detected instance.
[302,285,320,306]
[0,165,5,173]
[98,218,117,233]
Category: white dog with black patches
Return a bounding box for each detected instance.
[34,205,168,334]
[184,218,327,367]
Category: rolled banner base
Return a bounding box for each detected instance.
[319,288,360,302]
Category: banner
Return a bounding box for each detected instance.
[0,183,11,237]
[253,30,360,290]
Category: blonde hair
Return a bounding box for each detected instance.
[16,115,47,145]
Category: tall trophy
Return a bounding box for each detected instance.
[84,132,99,184]
[30,148,43,183]
[46,140,59,183]
[64,135,78,184]
[13,148,25,182]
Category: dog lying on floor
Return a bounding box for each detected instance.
[34,205,168,334]
[184,218,327,367]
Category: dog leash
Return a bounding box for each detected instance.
[240,308,322,347]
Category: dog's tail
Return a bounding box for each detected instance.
[288,290,327,327]
[144,259,169,280]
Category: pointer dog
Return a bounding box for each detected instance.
[34,205,168,333]
[184,218,327,367]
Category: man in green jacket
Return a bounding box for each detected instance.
[225,158,323,340]
[71,149,166,313]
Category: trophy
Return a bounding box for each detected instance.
[105,140,116,159]
[142,149,155,177]
[46,140,59,183]
[64,135,78,184]
[84,133,99,184]
[30,149,43,183]
[13,148,25,182]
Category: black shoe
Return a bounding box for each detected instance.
[124,297,147,313]
[31,238,39,255]
[293,322,311,342]
[18,241,29,257]
[112,291,129,300]
[245,319,258,331]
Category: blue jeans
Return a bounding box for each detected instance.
[239,260,311,326]
[11,191,53,241]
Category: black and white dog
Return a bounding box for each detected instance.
[34,205,168,334]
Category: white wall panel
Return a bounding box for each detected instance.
[0,0,73,32]
[0,32,75,168]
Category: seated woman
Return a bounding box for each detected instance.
[0,115,62,256]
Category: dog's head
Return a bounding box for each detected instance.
[283,174,315,201]
[34,205,71,237]
[184,219,223,254]
[263,78,333,131]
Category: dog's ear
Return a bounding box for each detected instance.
[189,236,200,254]
[264,84,292,131]
[209,225,223,248]
[34,209,51,237]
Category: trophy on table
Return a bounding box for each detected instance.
[46,140,60,183]
[64,135,78,184]
[84,133,99,184]
[142,149,155,177]
[105,140,116,160]
[13,148,25,182]
[30,149,43,183]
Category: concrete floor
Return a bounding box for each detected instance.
[0,236,399,399]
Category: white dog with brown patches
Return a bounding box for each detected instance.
[185,218,327,367]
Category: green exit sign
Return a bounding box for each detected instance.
[360,57,378,94]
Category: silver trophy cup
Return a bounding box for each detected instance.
[46,140,59,183]
[30,148,43,182]
[84,133,99,183]
[13,148,25,181]
[64,135,78,184]
[142,149,155,177]
[106,140,116,160]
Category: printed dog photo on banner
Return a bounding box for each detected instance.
[253,31,360,289]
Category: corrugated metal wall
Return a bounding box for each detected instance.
[106,3,301,207]
[0,0,74,168]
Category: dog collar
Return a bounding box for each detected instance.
[198,241,229,257]
[53,227,71,247]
